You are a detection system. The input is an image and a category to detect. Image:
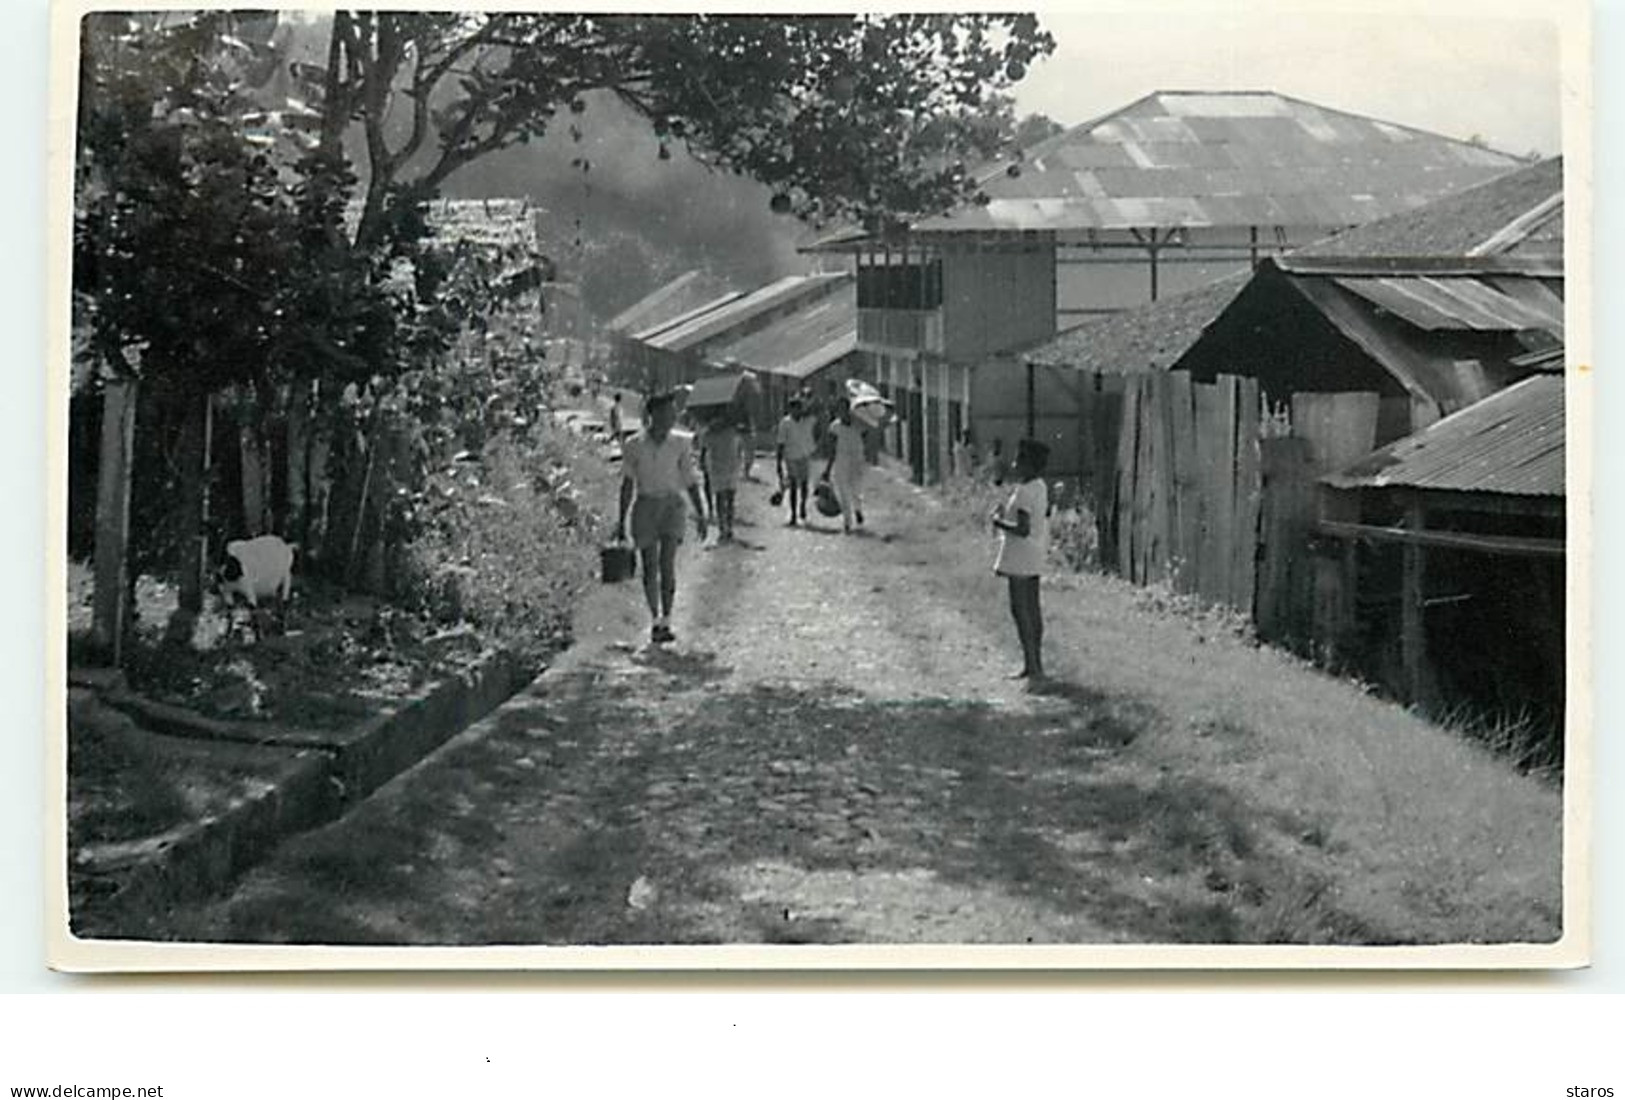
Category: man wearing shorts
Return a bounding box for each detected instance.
[775,397,817,525]
[615,391,708,643]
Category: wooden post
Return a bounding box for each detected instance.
[1147,372,1173,585]
[306,384,332,569]
[1211,375,1240,608]
[1256,437,1315,645]
[1114,377,1141,580]
[1401,496,1427,706]
[1095,375,1125,575]
[1232,376,1262,616]
[1168,371,1198,593]
[1192,380,1225,604]
[92,375,138,666]
[937,358,951,484]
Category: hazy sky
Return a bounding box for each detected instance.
[1013,4,1567,158]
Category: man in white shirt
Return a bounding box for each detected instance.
[820,400,869,534]
[774,397,818,525]
[615,391,708,644]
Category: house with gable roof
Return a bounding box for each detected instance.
[811,89,1527,483]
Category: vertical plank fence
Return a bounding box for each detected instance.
[1082,370,1262,615]
[1075,370,1379,656]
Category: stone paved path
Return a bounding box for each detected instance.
[169,462,1184,946]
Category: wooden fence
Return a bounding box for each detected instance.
[1076,370,1379,653]
[1077,370,1261,613]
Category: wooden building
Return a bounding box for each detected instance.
[611,272,858,447]
[1319,371,1565,722]
[816,90,1526,484]
[1021,156,1564,476]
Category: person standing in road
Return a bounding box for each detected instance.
[774,397,818,525]
[699,413,743,543]
[608,392,624,441]
[991,438,1051,680]
[821,400,868,535]
[615,391,708,644]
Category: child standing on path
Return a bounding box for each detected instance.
[615,391,709,644]
[774,397,818,525]
[991,439,1051,680]
[699,414,743,543]
[821,400,868,535]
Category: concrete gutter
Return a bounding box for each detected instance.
[73,649,539,937]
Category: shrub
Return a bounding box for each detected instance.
[399,427,619,663]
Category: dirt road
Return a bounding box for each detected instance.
[165,460,1562,947]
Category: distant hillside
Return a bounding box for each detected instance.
[443,91,815,325]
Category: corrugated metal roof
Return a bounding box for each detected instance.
[607,270,738,335]
[641,273,850,353]
[1298,156,1562,258]
[1333,275,1563,333]
[708,286,857,380]
[1323,374,1564,496]
[911,91,1523,235]
[633,290,747,344]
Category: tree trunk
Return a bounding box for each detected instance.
[287,379,311,546]
[165,392,212,645]
[306,406,333,569]
[239,390,274,536]
[92,376,138,666]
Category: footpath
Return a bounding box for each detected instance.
[75,460,1563,948]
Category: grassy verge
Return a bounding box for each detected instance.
[907,466,1562,944]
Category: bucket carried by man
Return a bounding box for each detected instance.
[600,540,637,583]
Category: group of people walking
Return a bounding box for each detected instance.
[612,386,1053,682]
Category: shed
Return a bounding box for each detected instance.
[1168,157,1564,443]
[1315,372,1564,720]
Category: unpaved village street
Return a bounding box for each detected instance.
[164,462,1562,947]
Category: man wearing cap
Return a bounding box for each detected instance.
[615,391,708,643]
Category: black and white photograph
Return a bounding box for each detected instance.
[46,0,1587,967]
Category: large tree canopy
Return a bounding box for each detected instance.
[319,12,1055,244]
[75,11,1056,394]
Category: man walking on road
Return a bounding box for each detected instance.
[821,399,868,534]
[774,397,817,525]
[991,438,1051,680]
[616,391,708,643]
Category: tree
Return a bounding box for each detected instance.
[311,12,1056,247]
[72,11,1059,627]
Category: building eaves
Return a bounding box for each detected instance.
[643,273,851,353]
[1323,373,1564,496]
